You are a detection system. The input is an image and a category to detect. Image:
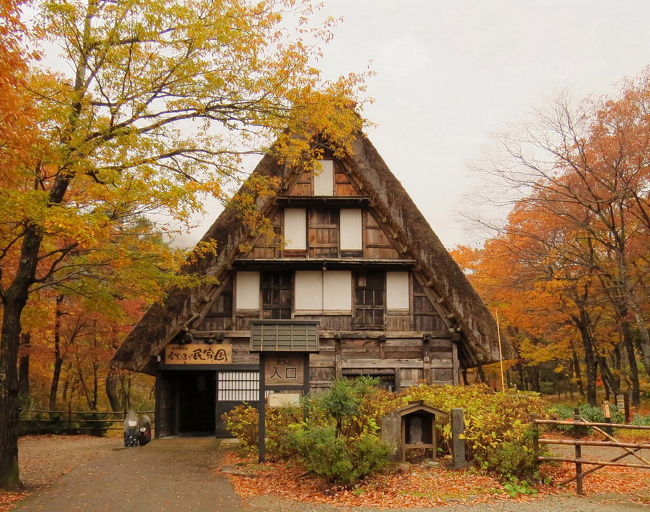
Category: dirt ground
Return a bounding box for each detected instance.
[5,436,239,512]
[2,435,649,512]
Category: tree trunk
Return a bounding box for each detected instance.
[570,341,585,397]
[49,296,65,412]
[627,291,650,379]
[599,356,620,399]
[105,366,122,412]
[621,319,641,406]
[0,300,24,489]
[18,333,30,399]
[476,365,487,384]
[0,224,44,489]
[578,313,598,406]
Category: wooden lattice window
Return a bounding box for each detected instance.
[200,280,233,330]
[354,271,384,328]
[308,208,339,258]
[262,272,292,319]
[413,280,444,331]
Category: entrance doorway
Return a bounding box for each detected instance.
[178,371,216,434]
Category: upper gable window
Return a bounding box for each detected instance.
[235,271,260,310]
[386,271,410,310]
[313,160,334,196]
[283,208,307,250]
[340,209,363,251]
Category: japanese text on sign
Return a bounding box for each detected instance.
[264,354,304,386]
[165,344,232,364]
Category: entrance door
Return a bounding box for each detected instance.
[178,371,216,434]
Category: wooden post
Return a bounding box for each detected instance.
[451,408,468,469]
[574,408,584,495]
[532,416,539,461]
[400,416,406,462]
[67,402,72,431]
[258,353,266,463]
[334,336,342,379]
[603,400,613,435]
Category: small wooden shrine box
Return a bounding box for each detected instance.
[382,400,448,462]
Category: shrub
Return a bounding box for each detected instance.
[479,428,541,481]
[222,404,258,452]
[222,403,302,459]
[550,403,624,436]
[288,424,390,485]
[631,414,650,426]
[401,384,548,480]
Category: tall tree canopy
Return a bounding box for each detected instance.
[0,0,366,489]
[461,71,650,407]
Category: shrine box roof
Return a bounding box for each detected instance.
[250,320,320,353]
[390,401,449,418]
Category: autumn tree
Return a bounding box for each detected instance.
[0,0,365,489]
[465,73,650,407]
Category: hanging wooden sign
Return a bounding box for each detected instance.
[164,344,232,365]
[263,353,305,386]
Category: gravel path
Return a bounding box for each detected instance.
[13,437,239,512]
[18,435,116,490]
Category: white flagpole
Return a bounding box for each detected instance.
[495,308,505,391]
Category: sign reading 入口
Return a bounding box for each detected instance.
[263,353,304,386]
[164,344,232,365]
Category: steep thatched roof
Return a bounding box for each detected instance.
[112,132,515,374]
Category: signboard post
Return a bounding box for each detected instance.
[250,320,319,463]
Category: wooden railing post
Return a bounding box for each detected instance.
[573,408,584,495]
[532,416,539,461]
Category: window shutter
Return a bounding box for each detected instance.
[386,271,409,310]
[323,271,352,311]
[294,271,323,311]
[235,271,260,310]
[340,209,363,251]
[283,208,306,250]
[313,160,334,196]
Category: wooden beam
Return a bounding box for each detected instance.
[539,439,650,449]
[191,330,456,340]
[538,457,650,469]
[341,358,453,369]
[535,419,650,430]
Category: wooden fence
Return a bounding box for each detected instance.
[20,408,155,434]
[533,408,650,495]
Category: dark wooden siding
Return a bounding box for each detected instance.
[308,208,339,257]
[364,211,399,259]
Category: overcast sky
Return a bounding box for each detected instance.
[114,1,650,249]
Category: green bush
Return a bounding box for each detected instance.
[479,428,541,481]
[223,378,391,484]
[631,414,650,426]
[288,424,390,485]
[550,403,624,436]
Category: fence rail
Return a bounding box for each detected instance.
[533,408,650,495]
[20,409,156,433]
